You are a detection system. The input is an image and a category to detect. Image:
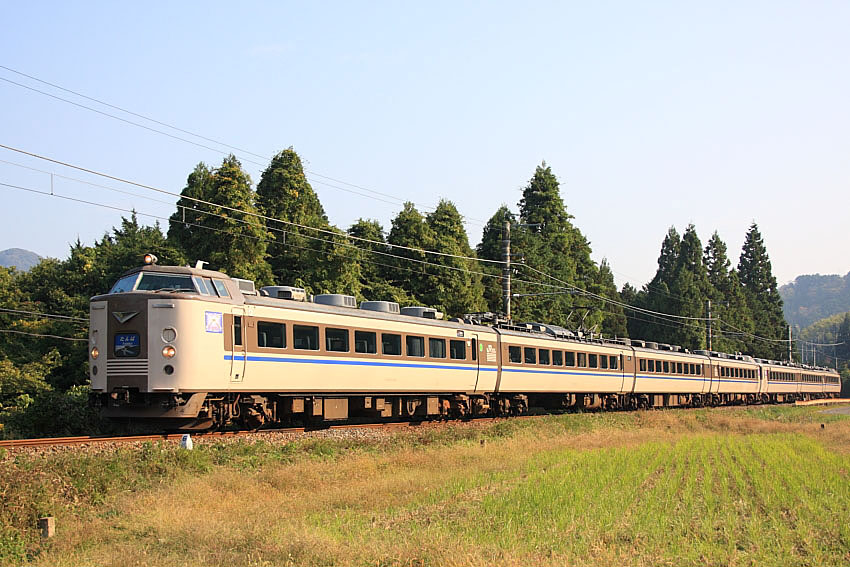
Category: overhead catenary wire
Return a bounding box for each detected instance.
[0,66,486,224]
[0,328,87,342]
[0,307,88,323]
[0,144,500,265]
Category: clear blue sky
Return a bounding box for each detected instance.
[1,1,848,289]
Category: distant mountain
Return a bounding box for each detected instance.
[0,248,41,272]
[780,272,850,329]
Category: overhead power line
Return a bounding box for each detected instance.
[0,65,485,224]
[0,307,88,323]
[0,328,87,342]
[0,144,501,266]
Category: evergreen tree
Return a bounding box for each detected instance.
[348,219,414,305]
[168,156,273,284]
[256,148,335,291]
[422,200,486,317]
[703,231,752,353]
[837,313,850,368]
[511,163,600,330]
[594,259,628,337]
[738,223,787,358]
[476,205,515,314]
[387,202,436,302]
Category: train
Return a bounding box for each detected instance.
[88,256,841,429]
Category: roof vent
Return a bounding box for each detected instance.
[232,278,256,295]
[645,341,658,350]
[631,340,645,348]
[658,343,672,351]
[693,350,710,356]
[261,286,307,301]
[360,300,400,314]
[315,294,357,308]
[670,345,681,352]
[400,306,444,320]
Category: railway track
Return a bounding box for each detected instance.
[0,418,490,449]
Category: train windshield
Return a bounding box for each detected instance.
[109,272,198,294]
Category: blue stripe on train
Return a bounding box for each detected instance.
[224,354,497,372]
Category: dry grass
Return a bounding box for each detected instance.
[8,406,850,567]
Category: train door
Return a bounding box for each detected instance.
[470,333,481,392]
[621,350,636,394]
[230,308,246,383]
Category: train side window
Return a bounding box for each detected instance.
[610,356,618,370]
[600,355,608,369]
[407,335,425,357]
[539,349,550,365]
[565,351,575,366]
[212,280,230,298]
[683,364,689,375]
[648,359,655,372]
[553,350,563,366]
[472,339,477,361]
[355,331,377,354]
[690,364,696,375]
[233,316,242,346]
[657,360,663,373]
[524,347,536,364]
[676,362,683,374]
[429,338,446,358]
[382,333,402,356]
[509,345,521,363]
[640,359,647,372]
[577,352,587,367]
[697,364,702,375]
[193,276,213,296]
[258,321,286,348]
[663,361,669,373]
[293,325,319,350]
[588,354,598,368]
[450,340,466,360]
[325,328,349,352]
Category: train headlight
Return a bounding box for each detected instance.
[144,253,158,265]
[91,346,99,360]
[162,345,176,358]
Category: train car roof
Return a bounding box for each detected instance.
[116,264,232,280]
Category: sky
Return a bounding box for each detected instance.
[1,1,848,290]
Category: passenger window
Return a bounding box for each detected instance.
[234,316,242,346]
[601,355,609,369]
[429,338,446,358]
[663,361,669,373]
[610,356,618,370]
[696,364,702,375]
[677,362,683,374]
[382,333,402,356]
[684,364,689,375]
[257,321,286,348]
[450,340,466,360]
[524,347,536,364]
[648,359,655,372]
[407,335,425,357]
[577,353,587,367]
[552,350,563,366]
[293,325,319,350]
[212,280,230,297]
[509,345,521,363]
[325,328,349,352]
[355,330,377,354]
[538,349,550,365]
[589,354,597,368]
[565,351,575,367]
[640,359,647,372]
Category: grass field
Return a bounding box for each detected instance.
[3,406,850,566]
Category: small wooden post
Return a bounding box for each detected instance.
[38,516,55,539]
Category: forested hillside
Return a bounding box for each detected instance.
[0,149,800,437]
[780,272,850,329]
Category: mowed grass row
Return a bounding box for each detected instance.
[6,407,850,567]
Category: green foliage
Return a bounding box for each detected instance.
[0,385,107,439]
[256,148,360,294]
[738,223,787,358]
[780,272,850,329]
[168,156,273,285]
[348,218,415,305]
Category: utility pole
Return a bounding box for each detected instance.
[502,220,511,320]
[706,299,712,351]
[788,325,792,362]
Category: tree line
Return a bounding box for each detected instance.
[1,148,822,436]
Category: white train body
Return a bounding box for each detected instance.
[88,264,841,428]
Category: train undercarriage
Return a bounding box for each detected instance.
[92,389,839,431]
